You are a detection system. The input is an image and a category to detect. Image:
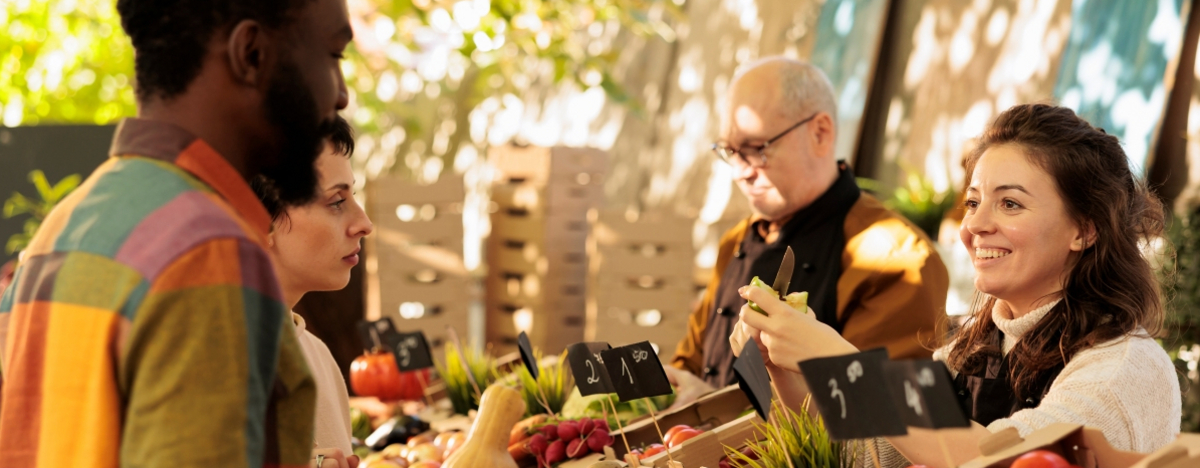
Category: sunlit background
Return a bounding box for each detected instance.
[8,0,1200,428]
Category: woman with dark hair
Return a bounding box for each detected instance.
[730,103,1181,465]
[255,116,371,468]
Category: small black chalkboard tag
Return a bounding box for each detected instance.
[358,318,401,351]
[517,331,539,380]
[732,337,773,420]
[797,348,908,440]
[566,342,616,396]
[600,341,673,402]
[391,330,434,371]
[881,360,970,429]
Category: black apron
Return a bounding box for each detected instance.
[952,332,1065,426]
[698,163,861,387]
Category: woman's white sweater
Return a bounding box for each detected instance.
[935,300,1182,453]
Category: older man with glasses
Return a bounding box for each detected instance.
[664,57,949,407]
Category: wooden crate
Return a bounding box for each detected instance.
[489,145,608,186]
[371,173,464,205]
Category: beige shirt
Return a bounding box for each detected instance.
[936,301,1181,453]
[293,313,354,454]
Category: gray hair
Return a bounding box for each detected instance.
[734,57,838,123]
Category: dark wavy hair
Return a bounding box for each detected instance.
[946,103,1167,398]
[252,116,355,227]
[116,0,311,101]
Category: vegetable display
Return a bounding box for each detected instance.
[350,350,430,401]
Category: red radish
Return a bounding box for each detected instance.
[557,420,580,441]
[579,418,596,435]
[587,431,613,452]
[567,438,588,458]
[590,426,609,438]
[540,424,558,440]
[529,433,548,455]
[545,439,566,464]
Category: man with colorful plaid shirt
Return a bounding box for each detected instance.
[0,0,354,467]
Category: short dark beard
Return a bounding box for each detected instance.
[259,55,334,206]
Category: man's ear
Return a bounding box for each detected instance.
[810,112,837,158]
[227,20,268,86]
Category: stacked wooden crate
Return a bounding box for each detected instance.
[587,211,695,361]
[485,145,606,355]
[367,174,472,350]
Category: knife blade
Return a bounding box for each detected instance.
[772,246,795,296]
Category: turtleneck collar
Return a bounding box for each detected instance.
[993,299,1060,354]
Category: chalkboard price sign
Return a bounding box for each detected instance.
[517,331,540,380]
[391,330,435,372]
[797,348,908,440]
[600,341,673,402]
[732,337,773,420]
[358,318,401,351]
[566,342,616,396]
[881,360,969,429]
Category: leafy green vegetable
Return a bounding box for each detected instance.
[435,343,502,415]
[517,349,573,417]
[724,397,856,468]
[560,388,675,428]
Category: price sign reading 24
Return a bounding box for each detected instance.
[566,342,616,396]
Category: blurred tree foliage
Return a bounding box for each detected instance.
[0,0,678,177]
[0,0,137,126]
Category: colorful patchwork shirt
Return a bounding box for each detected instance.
[0,118,316,467]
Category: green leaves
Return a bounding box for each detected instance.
[516,349,573,417]
[435,343,502,415]
[724,398,856,468]
[4,170,81,254]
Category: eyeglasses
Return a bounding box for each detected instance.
[712,112,818,169]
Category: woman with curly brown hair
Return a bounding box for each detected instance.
[730,103,1181,466]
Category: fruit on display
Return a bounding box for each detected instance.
[365,415,432,450]
[443,384,528,468]
[360,429,466,468]
[508,416,616,467]
[351,407,374,440]
[559,389,675,429]
[665,428,702,449]
[719,445,761,468]
[350,349,431,401]
[1009,450,1074,468]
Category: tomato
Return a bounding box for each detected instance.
[666,428,703,448]
[664,425,692,442]
[350,350,430,401]
[1010,450,1071,468]
[641,444,667,459]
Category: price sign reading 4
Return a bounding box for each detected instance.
[566,342,615,396]
[881,360,969,429]
[599,341,672,402]
[390,330,434,372]
[797,348,907,440]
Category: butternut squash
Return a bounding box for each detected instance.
[443,384,527,468]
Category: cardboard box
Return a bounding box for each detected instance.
[1129,434,1200,468]
[639,413,762,468]
[610,385,754,459]
[959,423,1145,468]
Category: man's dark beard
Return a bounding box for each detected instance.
[259,57,335,206]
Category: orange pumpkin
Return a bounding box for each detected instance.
[350,350,430,401]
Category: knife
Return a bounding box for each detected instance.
[772,246,795,297]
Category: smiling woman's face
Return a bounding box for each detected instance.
[270,143,372,300]
[960,144,1087,313]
